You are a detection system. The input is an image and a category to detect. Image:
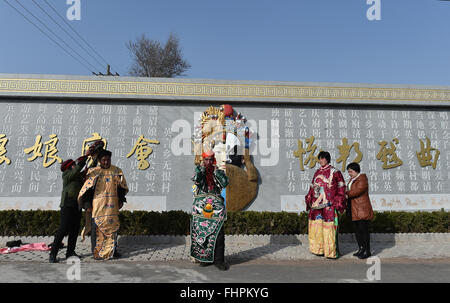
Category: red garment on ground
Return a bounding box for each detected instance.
[0,242,51,254]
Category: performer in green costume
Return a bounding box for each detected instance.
[191,150,229,270]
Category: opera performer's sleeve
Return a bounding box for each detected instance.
[214,169,229,190]
[304,170,318,211]
[192,165,205,185]
[333,170,347,214]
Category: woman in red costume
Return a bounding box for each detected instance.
[305,151,347,259]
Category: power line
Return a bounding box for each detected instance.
[31,0,105,72]
[12,0,99,72]
[42,0,119,75]
[2,0,94,73]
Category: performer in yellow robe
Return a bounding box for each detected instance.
[78,150,128,260]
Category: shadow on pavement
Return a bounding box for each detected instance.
[116,235,186,259]
[336,233,396,257]
[226,235,302,266]
[370,233,396,256]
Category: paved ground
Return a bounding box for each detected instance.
[1,258,450,283]
[1,234,450,263]
[1,234,449,283]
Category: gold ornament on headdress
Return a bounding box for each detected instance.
[193,106,226,165]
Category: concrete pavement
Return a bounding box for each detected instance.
[1,233,449,263]
[1,258,450,283]
[1,233,449,283]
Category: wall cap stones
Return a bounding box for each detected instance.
[1,73,450,107]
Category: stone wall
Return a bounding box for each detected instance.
[0,74,449,212]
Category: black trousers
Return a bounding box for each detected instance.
[50,206,81,257]
[214,226,225,263]
[353,220,371,252]
[90,219,96,254]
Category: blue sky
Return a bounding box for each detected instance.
[0,0,449,85]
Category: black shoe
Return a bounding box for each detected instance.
[199,262,212,267]
[6,240,22,248]
[353,247,364,257]
[49,254,58,263]
[66,252,81,259]
[113,251,122,258]
[358,250,372,259]
[215,262,229,271]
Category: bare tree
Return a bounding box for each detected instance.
[127,32,191,78]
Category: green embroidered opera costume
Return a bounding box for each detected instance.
[190,150,229,265]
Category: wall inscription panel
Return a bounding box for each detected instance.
[0,75,449,212]
[0,100,448,212]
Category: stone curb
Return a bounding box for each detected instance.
[1,233,449,247]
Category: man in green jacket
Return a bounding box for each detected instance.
[49,149,91,263]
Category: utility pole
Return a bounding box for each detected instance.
[92,65,119,76]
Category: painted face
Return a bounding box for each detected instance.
[203,156,214,168]
[99,155,111,169]
[347,168,358,178]
[319,157,328,167]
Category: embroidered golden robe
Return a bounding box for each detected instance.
[78,165,128,260]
